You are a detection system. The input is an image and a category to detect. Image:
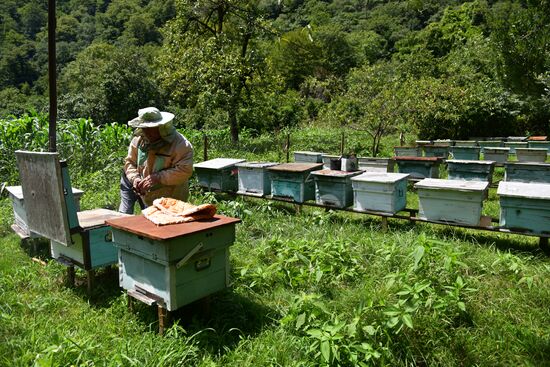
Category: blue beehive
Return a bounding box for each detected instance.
[415,179,489,226]
[446,160,495,185]
[498,182,550,235]
[504,162,550,183]
[423,145,449,158]
[357,157,395,173]
[394,146,422,157]
[454,140,478,147]
[450,146,480,160]
[515,148,548,163]
[310,170,363,208]
[294,151,324,163]
[194,158,246,192]
[351,172,409,214]
[394,156,441,180]
[483,147,510,164]
[268,163,323,203]
[236,162,278,196]
[504,141,528,154]
[528,140,550,154]
[478,140,503,153]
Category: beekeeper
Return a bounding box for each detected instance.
[119,107,194,214]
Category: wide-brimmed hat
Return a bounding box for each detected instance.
[128,107,175,128]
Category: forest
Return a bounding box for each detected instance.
[1,0,549,148]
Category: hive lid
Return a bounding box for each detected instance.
[415,178,488,192]
[515,148,548,152]
[293,151,324,155]
[504,162,550,169]
[194,158,246,169]
[452,146,480,149]
[483,147,510,152]
[498,181,550,200]
[351,172,409,183]
[267,163,323,172]
[310,169,363,178]
[358,157,391,162]
[447,159,495,165]
[236,162,278,169]
[393,156,441,162]
[528,136,547,141]
[507,136,528,141]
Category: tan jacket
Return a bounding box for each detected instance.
[124,132,194,205]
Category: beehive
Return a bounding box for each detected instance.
[528,141,550,154]
[394,146,422,157]
[236,162,278,196]
[450,146,480,160]
[423,145,449,158]
[483,147,510,164]
[194,158,245,192]
[504,162,550,183]
[322,154,340,169]
[351,173,409,214]
[498,181,550,235]
[478,140,503,153]
[415,179,489,226]
[446,160,495,184]
[515,148,548,163]
[293,151,323,163]
[357,157,395,173]
[268,163,323,203]
[310,170,363,208]
[504,141,528,154]
[394,157,441,179]
[454,140,478,147]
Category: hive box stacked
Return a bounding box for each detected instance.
[310,170,363,208]
[351,172,409,214]
[194,158,246,192]
[498,182,550,235]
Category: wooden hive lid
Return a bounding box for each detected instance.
[310,169,363,178]
[528,136,547,141]
[352,172,410,183]
[293,151,324,155]
[504,162,550,168]
[515,147,548,152]
[236,161,278,169]
[194,158,246,169]
[415,178,488,192]
[483,147,510,152]
[498,181,550,200]
[267,163,323,172]
[447,159,495,165]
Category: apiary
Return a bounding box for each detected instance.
[357,157,395,173]
[423,145,449,159]
[415,179,489,226]
[450,146,480,160]
[293,151,323,163]
[515,148,548,163]
[504,141,528,154]
[446,160,495,184]
[497,181,550,235]
[351,172,409,214]
[394,146,422,157]
[194,158,245,192]
[268,163,323,203]
[454,140,478,147]
[483,147,510,164]
[310,170,363,208]
[527,141,550,155]
[394,157,441,180]
[107,215,241,312]
[6,185,84,239]
[504,162,550,183]
[478,140,503,153]
[322,154,340,169]
[236,162,278,196]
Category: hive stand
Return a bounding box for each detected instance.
[15,151,128,294]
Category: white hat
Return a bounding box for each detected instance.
[128,107,175,128]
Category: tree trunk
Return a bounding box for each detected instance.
[229,103,239,143]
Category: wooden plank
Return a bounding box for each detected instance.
[77,208,130,229]
[310,170,363,178]
[267,163,323,172]
[106,214,241,241]
[497,182,550,200]
[415,178,488,192]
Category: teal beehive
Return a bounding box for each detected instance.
[483,147,510,164]
[454,140,478,147]
[357,157,395,173]
[310,170,363,208]
[478,140,503,153]
[268,163,323,203]
[351,172,409,214]
[504,162,550,183]
[415,179,489,226]
[498,181,550,235]
[194,158,246,192]
[423,145,449,158]
[504,141,528,154]
[434,139,454,146]
[528,140,550,154]
[446,160,495,184]
[394,156,441,180]
[294,151,323,163]
[515,148,548,163]
[394,146,422,157]
[236,162,278,196]
[450,146,480,160]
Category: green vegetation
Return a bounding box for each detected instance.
[1,116,550,366]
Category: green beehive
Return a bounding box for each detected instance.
[351,173,409,214]
[498,182,550,235]
[394,157,441,180]
[504,141,528,154]
[528,140,550,154]
[446,160,495,184]
[194,158,246,192]
[294,151,323,163]
[394,146,422,157]
[504,162,550,183]
[515,148,548,163]
[423,145,449,158]
[478,140,503,153]
[483,147,510,164]
[450,146,480,160]
[310,170,363,208]
[236,162,278,196]
[107,215,241,311]
[268,163,323,203]
[415,179,489,226]
[357,157,395,173]
[454,140,478,147]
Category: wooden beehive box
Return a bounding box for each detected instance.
[504,162,550,183]
[394,146,422,157]
[434,139,454,146]
[454,140,478,147]
[310,170,363,208]
[483,147,510,164]
[351,172,409,214]
[497,181,550,235]
[293,151,323,163]
[236,162,278,196]
[322,154,340,169]
[528,140,550,154]
[515,148,548,163]
[394,156,441,180]
[446,160,496,184]
[194,158,245,192]
[107,215,241,311]
[504,141,528,154]
[415,179,489,226]
[478,140,503,153]
[357,157,395,173]
[450,146,480,160]
[423,145,449,158]
[415,140,432,147]
[267,163,323,203]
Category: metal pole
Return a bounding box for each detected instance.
[48,0,57,152]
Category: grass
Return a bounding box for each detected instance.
[1,125,550,366]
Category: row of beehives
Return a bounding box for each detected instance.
[193,158,550,235]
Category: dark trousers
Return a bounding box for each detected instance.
[119,171,146,214]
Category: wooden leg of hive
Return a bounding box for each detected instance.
[67,266,75,287]
[127,294,134,312]
[381,217,388,232]
[540,237,549,256]
[158,306,170,335]
[87,269,95,296]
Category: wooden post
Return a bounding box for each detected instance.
[540,237,549,256]
[66,266,75,287]
[381,217,388,232]
[340,131,345,156]
[203,134,208,161]
[158,306,170,335]
[286,134,290,163]
[127,295,134,312]
[87,270,95,296]
[48,0,57,152]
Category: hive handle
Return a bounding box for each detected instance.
[175,243,204,269]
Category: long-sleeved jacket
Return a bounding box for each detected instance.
[123,132,193,205]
